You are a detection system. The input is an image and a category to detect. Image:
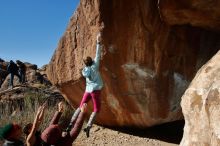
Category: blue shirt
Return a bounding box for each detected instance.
[82,43,103,93]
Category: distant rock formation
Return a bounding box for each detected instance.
[47,0,220,128]
[0,61,50,90]
[0,60,63,118]
[180,50,220,146]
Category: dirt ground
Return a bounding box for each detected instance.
[74,120,183,146]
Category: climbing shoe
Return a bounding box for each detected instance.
[83,127,91,138]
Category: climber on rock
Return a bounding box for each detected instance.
[67,32,104,138]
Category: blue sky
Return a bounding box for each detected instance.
[0,0,79,68]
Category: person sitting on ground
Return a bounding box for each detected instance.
[16,60,26,84]
[24,104,46,146]
[0,123,24,146]
[7,60,21,89]
[40,102,87,146]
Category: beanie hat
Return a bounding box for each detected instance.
[0,123,13,139]
[41,124,62,145]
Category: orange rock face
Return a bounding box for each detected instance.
[159,0,220,30]
[47,0,220,127]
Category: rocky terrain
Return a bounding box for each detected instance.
[0,60,63,119]
[0,59,183,146]
[74,120,183,146]
[46,0,220,145]
[0,59,67,145]
[74,127,177,146]
[47,0,220,128]
[1,0,220,145]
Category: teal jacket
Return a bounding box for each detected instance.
[82,43,103,93]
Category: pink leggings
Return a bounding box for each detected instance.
[80,90,101,112]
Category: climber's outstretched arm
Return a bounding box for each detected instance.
[94,33,102,68]
[49,102,64,125]
[26,104,45,146]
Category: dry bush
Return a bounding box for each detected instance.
[0,91,74,143]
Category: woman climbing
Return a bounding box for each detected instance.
[68,32,104,138]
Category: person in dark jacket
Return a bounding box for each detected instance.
[16,60,26,84]
[0,123,24,146]
[7,60,21,89]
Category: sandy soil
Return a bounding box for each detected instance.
[73,121,183,146]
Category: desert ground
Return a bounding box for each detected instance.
[74,120,183,146]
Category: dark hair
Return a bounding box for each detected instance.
[83,56,93,66]
[23,123,33,135]
[16,60,22,65]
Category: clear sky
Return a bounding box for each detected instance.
[0,0,79,68]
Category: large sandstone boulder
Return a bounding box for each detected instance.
[180,51,220,146]
[159,0,220,30]
[47,0,220,127]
